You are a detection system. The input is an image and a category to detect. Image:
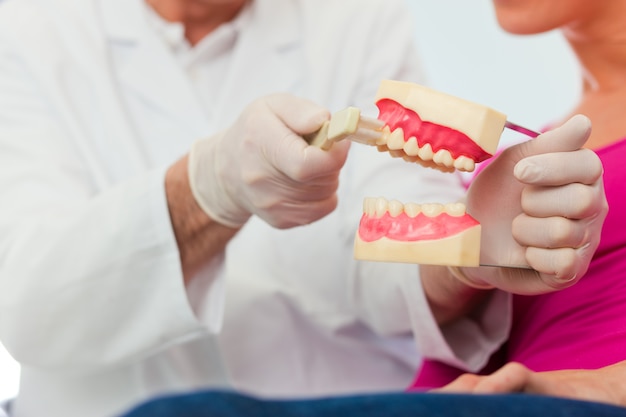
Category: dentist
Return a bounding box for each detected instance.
[0,0,463,416]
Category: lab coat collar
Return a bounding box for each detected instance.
[99,0,299,52]
[97,0,301,134]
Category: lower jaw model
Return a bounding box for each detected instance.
[353,80,507,267]
[353,197,481,267]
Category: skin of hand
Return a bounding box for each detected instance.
[435,360,626,407]
[456,114,607,294]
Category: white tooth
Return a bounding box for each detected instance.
[445,202,467,217]
[388,200,404,217]
[377,126,391,146]
[417,143,434,160]
[454,156,476,172]
[433,149,454,167]
[387,128,405,150]
[375,197,389,217]
[421,203,444,217]
[404,203,421,218]
[363,197,376,216]
[403,137,420,156]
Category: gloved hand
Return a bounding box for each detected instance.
[458,114,608,294]
[188,93,350,229]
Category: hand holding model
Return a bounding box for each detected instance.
[457,115,607,294]
[188,93,351,229]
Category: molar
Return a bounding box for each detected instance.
[445,202,467,217]
[433,149,454,167]
[453,156,476,172]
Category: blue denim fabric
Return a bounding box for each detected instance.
[120,390,626,417]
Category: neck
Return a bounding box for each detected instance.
[562,5,626,96]
[557,7,626,149]
[146,0,247,45]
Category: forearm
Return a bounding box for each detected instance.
[165,155,239,286]
[420,265,494,325]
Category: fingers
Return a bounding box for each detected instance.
[520,181,606,219]
[257,94,351,181]
[472,362,533,394]
[265,195,340,229]
[436,363,533,395]
[524,246,589,289]
[512,217,600,289]
[512,215,586,249]
[433,373,482,393]
[514,181,607,248]
[514,148,602,186]
[273,135,350,182]
[512,201,605,289]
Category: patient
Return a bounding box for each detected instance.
[411,0,626,408]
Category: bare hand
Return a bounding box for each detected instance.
[436,361,626,407]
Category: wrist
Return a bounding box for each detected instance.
[165,156,238,284]
[188,137,250,229]
[447,266,495,290]
[421,265,493,325]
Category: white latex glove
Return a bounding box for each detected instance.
[459,114,608,294]
[188,93,350,229]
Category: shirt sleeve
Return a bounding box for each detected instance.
[404,278,512,372]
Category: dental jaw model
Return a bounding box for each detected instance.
[374,80,508,173]
[308,80,535,267]
[310,80,515,173]
[352,81,512,267]
[353,198,482,266]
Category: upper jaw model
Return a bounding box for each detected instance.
[374,80,507,173]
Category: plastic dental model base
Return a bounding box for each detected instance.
[353,198,481,267]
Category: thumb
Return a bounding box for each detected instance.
[513,114,591,159]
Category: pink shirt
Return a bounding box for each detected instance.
[411,138,626,389]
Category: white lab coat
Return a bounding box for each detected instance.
[0,0,470,416]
